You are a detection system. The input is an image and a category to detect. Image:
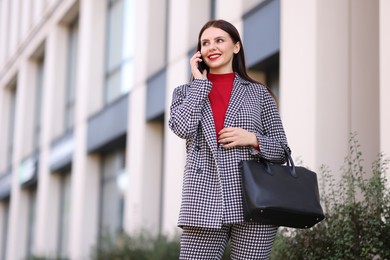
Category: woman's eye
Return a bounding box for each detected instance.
[217,39,224,43]
[202,42,209,46]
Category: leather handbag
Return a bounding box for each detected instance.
[239,145,325,229]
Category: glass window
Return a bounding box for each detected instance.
[65,20,79,132]
[26,186,37,259]
[248,53,280,99]
[1,198,10,260]
[210,0,216,19]
[7,86,17,167]
[105,0,135,104]
[99,149,126,241]
[34,60,44,151]
[57,171,71,259]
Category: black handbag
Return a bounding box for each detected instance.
[239,145,325,228]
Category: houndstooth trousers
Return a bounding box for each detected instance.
[179,222,278,259]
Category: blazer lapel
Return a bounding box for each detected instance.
[224,75,247,128]
[201,99,219,159]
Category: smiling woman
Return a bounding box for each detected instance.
[199,28,240,74]
[168,19,290,259]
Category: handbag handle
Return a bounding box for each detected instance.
[282,144,297,178]
[261,144,297,178]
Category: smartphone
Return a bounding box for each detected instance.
[197,60,207,72]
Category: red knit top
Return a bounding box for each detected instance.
[208,72,235,137]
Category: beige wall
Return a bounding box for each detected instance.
[281,0,380,176]
[349,0,380,169]
[380,0,390,181]
[280,0,318,169]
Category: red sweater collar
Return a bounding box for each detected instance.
[208,72,235,84]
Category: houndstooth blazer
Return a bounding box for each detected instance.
[169,73,289,228]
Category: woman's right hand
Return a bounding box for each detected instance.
[190,51,207,79]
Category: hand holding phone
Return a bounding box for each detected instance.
[191,51,207,79]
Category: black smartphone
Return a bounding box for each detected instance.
[198,60,207,72]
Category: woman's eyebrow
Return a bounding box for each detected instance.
[201,36,226,42]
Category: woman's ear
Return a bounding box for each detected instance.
[234,41,241,54]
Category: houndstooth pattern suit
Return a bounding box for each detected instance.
[169,73,289,229]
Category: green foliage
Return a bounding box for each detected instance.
[271,134,390,260]
[90,231,233,259]
[90,232,180,260]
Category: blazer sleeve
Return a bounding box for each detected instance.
[169,79,212,139]
[250,89,289,163]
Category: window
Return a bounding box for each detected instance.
[7,85,17,168]
[34,59,44,151]
[57,171,71,258]
[1,198,10,260]
[210,0,216,19]
[244,0,280,99]
[99,149,126,241]
[65,20,79,132]
[248,53,280,99]
[26,186,37,259]
[105,0,135,104]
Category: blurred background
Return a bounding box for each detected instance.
[0,0,388,259]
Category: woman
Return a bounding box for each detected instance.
[169,19,289,259]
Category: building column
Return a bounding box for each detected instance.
[349,0,380,169]
[124,0,164,236]
[380,0,390,181]
[314,0,352,173]
[33,26,67,256]
[215,0,242,24]
[68,0,105,259]
[161,0,192,236]
[6,62,30,260]
[0,0,10,65]
[33,0,44,27]
[280,0,320,169]
[9,0,21,56]
[281,0,379,174]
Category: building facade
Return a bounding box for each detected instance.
[0,0,389,259]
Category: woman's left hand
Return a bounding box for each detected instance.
[218,127,258,149]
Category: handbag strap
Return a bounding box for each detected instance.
[259,143,297,178]
[281,144,297,178]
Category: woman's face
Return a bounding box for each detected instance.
[200,26,240,74]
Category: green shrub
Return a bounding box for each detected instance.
[90,232,180,260]
[90,231,234,259]
[271,134,390,259]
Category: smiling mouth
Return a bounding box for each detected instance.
[208,54,221,60]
